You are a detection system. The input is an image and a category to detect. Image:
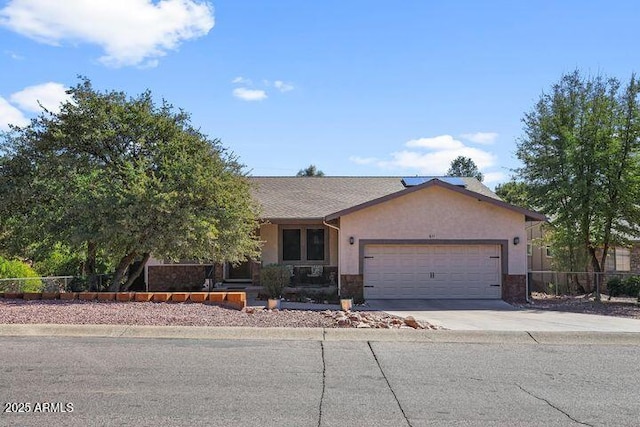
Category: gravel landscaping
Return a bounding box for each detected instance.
[516,292,640,319]
[5,293,636,329]
[0,299,440,329]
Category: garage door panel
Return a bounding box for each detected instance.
[363,244,501,299]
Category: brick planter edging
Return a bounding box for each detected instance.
[0,291,246,310]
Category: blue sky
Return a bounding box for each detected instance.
[1,1,639,188]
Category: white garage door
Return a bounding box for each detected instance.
[363,244,502,299]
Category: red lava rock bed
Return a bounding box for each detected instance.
[0,300,441,329]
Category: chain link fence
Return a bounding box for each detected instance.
[528,271,640,297]
[0,275,112,293]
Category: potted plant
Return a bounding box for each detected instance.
[260,264,290,309]
[340,297,353,311]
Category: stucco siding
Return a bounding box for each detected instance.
[259,223,279,265]
[339,186,526,275]
[259,222,338,266]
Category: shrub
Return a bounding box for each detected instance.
[0,256,43,292]
[607,277,623,297]
[260,264,291,299]
[32,246,83,277]
[607,276,640,298]
[67,276,91,292]
[623,276,640,298]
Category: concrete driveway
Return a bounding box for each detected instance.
[365,299,640,332]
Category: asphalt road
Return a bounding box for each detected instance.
[1,336,639,426]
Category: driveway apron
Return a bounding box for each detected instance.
[365,299,640,332]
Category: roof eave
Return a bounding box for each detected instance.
[259,217,326,224]
[325,178,547,222]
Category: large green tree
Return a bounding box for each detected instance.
[446,156,483,181]
[494,180,531,209]
[516,70,640,297]
[0,78,261,291]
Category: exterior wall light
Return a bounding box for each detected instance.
[349,236,355,245]
[513,236,520,245]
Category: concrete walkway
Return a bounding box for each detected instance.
[365,299,640,332]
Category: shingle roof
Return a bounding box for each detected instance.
[248,176,502,220]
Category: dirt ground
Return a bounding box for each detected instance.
[517,292,640,319]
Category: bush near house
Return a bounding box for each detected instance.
[260,264,291,299]
[0,257,43,292]
[607,276,640,298]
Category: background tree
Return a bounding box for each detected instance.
[446,156,484,181]
[0,78,261,291]
[516,70,640,298]
[494,180,532,209]
[296,164,324,177]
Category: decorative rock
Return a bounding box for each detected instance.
[404,316,422,329]
[310,308,440,329]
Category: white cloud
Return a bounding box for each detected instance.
[9,82,70,113]
[378,147,496,175]
[351,134,498,177]
[232,87,267,101]
[4,50,24,60]
[460,132,498,144]
[406,135,464,150]
[0,0,214,68]
[232,77,293,100]
[483,171,507,184]
[0,96,29,130]
[232,76,251,85]
[349,156,378,165]
[273,80,294,92]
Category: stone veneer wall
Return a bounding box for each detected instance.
[340,274,364,303]
[630,244,640,273]
[214,263,224,282]
[147,265,210,291]
[251,261,261,286]
[502,274,526,302]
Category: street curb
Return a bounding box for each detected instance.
[1,324,640,344]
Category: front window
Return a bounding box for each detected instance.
[281,226,326,263]
[605,251,615,271]
[282,229,301,261]
[615,247,631,272]
[306,229,325,260]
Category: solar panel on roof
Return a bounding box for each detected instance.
[401,176,467,188]
[401,177,428,187]
[441,177,467,187]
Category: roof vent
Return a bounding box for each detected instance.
[401,177,467,188]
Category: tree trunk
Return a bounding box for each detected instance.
[122,253,150,291]
[588,245,602,302]
[85,241,98,290]
[109,252,137,292]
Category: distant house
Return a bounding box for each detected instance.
[526,222,554,273]
[146,176,545,302]
[526,221,640,293]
